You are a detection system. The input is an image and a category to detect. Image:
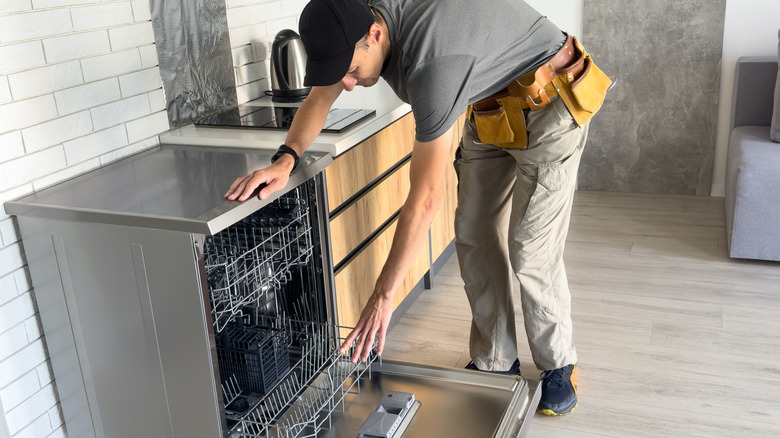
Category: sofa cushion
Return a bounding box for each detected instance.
[772,28,780,142]
[725,126,780,261]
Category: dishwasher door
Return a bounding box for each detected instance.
[319,360,541,438]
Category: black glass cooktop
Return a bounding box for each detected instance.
[195,105,375,133]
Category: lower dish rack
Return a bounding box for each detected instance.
[223,321,378,438]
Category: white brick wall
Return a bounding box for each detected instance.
[0,1,168,437]
[226,0,308,104]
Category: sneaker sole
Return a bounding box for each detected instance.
[536,401,577,416]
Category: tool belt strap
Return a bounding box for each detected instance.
[471,33,582,114]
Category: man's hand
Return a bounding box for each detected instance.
[339,291,394,363]
[224,154,295,202]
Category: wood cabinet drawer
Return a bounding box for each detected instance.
[329,160,411,267]
[334,217,430,328]
[325,113,415,214]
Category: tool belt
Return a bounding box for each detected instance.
[467,33,612,149]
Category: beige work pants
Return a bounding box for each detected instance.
[454,96,587,372]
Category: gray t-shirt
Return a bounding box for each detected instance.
[374,0,565,142]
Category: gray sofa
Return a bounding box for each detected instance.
[725,57,780,261]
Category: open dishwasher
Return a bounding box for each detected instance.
[5,144,539,438]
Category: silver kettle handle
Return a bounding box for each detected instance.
[272,30,300,92]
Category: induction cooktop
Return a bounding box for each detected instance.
[194,105,376,133]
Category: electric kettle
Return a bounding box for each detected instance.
[270,29,311,102]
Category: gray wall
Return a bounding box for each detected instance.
[580,0,727,195]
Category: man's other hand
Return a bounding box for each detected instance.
[339,291,394,363]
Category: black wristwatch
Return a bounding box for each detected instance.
[271,144,299,172]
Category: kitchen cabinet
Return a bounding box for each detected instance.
[326,112,465,328]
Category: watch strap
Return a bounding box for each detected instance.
[272,144,299,171]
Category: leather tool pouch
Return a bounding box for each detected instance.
[470,92,529,149]
[553,41,612,126]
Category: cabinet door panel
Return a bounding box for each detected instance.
[325,113,415,213]
[330,161,411,266]
[334,218,430,328]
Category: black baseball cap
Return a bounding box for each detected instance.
[299,0,376,86]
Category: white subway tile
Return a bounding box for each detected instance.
[63,126,127,164]
[5,383,58,435]
[229,23,268,48]
[33,0,94,7]
[280,0,307,15]
[99,136,156,165]
[138,44,159,68]
[90,94,149,130]
[235,61,268,86]
[12,268,30,294]
[0,324,28,362]
[54,78,120,115]
[0,95,57,134]
[0,290,34,337]
[236,79,265,105]
[0,371,40,412]
[264,17,297,38]
[0,76,11,104]
[147,89,166,112]
[0,334,46,388]
[0,9,73,44]
[35,363,52,388]
[119,67,161,97]
[126,110,168,143]
[130,0,151,22]
[47,406,64,433]
[46,425,67,438]
[33,157,100,190]
[0,242,24,279]
[43,30,111,64]
[227,0,277,8]
[23,318,40,343]
[8,411,53,438]
[21,111,93,153]
[0,131,25,165]
[0,1,32,15]
[8,61,83,101]
[71,2,134,32]
[108,21,154,51]
[232,45,252,67]
[0,218,17,246]
[0,273,18,306]
[0,41,45,75]
[0,146,66,193]
[80,49,142,82]
[227,3,282,29]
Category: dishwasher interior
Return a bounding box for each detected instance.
[203,179,378,438]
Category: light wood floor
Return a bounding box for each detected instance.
[382,191,780,438]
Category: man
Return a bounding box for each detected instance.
[225,0,610,416]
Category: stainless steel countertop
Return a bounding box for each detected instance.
[4,144,332,235]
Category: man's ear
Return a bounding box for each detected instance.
[369,22,382,44]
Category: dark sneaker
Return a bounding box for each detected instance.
[537,364,578,416]
[465,358,521,376]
